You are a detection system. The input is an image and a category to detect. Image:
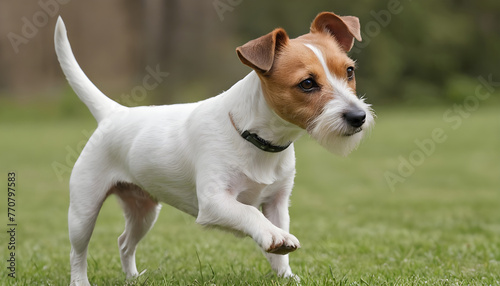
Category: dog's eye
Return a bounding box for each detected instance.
[298,78,318,92]
[347,67,355,81]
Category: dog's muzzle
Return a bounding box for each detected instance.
[343,109,366,136]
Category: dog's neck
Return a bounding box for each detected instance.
[224,71,305,148]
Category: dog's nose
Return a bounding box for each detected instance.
[344,110,366,128]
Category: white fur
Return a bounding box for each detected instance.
[55,16,372,286]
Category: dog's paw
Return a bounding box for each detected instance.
[286,273,301,284]
[259,228,300,255]
[276,267,300,282]
[125,269,147,280]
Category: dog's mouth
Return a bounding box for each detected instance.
[343,127,363,137]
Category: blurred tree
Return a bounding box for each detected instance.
[0,0,498,105]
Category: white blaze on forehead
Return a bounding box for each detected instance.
[304,43,359,104]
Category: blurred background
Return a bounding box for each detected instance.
[1,0,499,108]
[1,1,499,284]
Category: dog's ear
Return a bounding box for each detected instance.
[310,12,362,52]
[236,28,289,74]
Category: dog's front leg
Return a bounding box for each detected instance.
[262,188,298,279]
[195,180,300,256]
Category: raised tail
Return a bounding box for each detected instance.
[54,16,125,123]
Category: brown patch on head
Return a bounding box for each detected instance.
[257,33,358,129]
[236,12,362,129]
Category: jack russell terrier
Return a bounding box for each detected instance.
[54,12,374,285]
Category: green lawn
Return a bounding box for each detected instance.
[1,104,499,285]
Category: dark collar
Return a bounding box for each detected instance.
[229,113,291,153]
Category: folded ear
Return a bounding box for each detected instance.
[310,12,362,52]
[236,28,289,74]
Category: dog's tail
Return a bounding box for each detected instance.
[54,16,125,123]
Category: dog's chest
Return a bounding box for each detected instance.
[228,172,280,208]
[233,176,266,207]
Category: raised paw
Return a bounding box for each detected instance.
[268,242,297,255]
[260,228,300,255]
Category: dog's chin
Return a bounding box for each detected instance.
[343,127,363,137]
[309,127,364,157]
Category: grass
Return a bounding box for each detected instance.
[1,101,499,285]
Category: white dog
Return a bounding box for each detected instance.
[54,12,374,285]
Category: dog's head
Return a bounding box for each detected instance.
[236,12,374,156]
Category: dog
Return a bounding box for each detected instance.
[54,11,374,285]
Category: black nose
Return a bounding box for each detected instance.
[344,110,366,128]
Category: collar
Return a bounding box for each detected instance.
[229,113,291,153]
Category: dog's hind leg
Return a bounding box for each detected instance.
[113,183,161,278]
[68,165,115,286]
